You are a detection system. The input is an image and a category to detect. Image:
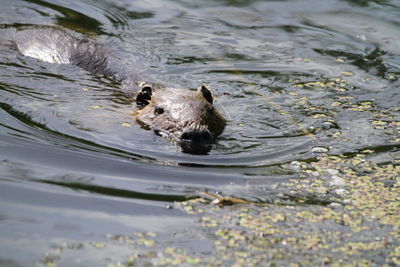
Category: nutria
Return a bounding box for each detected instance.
[15,27,226,154]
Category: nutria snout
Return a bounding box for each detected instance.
[181,129,212,143]
[180,128,214,154]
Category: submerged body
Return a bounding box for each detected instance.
[15,27,226,154]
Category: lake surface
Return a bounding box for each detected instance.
[0,0,399,265]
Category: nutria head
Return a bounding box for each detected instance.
[134,84,226,154]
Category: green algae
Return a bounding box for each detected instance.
[99,155,398,265]
[90,242,107,249]
[136,153,397,266]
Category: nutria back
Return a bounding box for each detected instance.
[16,28,130,81]
[15,27,226,154]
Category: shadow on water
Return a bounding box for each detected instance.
[21,0,153,34]
[38,179,195,202]
[314,48,390,78]
[23,0,105,33]
[342,0,392,7]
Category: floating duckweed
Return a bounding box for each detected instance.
[136,238,155,247]
[341,71,354,76]
[106,234,134,244]
[121,122,131,127]
[155,247,201,266]
[201,216,219,227]
[89,105,102,109]
[40,253,60,267]
[312,113,328,119]
[90,242,106,249]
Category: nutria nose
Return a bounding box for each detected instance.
[181,130,212,143]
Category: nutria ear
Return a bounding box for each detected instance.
[199,85,213,104]
[136,86,152,108]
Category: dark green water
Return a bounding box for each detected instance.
[0,0,399,265]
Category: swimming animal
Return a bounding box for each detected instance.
[15,27,226,154]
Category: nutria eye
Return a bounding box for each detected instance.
[154,107,164,115]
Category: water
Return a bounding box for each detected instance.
[0,0,399,265]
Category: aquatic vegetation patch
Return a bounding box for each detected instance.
[45,153,397,267]
[169,154,398,266]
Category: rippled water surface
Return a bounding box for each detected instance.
[1,0,399,265]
